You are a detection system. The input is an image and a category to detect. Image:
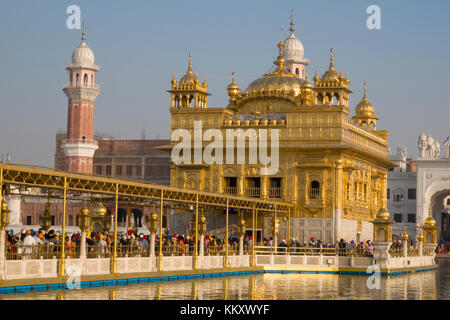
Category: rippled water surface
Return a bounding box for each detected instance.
[2,259,450,300]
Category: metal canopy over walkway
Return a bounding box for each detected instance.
[0,164,291,213]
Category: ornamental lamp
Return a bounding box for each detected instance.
[271,216,280,237]
[237,216,246,237]
[77,199,91,233]
[147,206,159,234]
[40,195,52,232]
[199,212,207,236]
[103,210,112,233]
[0,196,10,231]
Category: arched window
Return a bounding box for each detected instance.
[83,74,88,85]
[310,181,320,199]
[76,73,80,85]
[295,68,299,76]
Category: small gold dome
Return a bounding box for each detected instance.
[401,227,409,241]
[424,215,436,227]
[376,208,391,220]
[417,233,424,242]
[80,204,89,216]
[94,202,107,216]
[355,83,375,116]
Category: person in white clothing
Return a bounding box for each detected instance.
[23,231,37,259]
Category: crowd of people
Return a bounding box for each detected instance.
[8,228,438,260]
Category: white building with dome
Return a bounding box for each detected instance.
[387,133,450,243]
[283,9,310,79]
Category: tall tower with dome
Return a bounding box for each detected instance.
[62,28,100,174]
[283,9,310,79]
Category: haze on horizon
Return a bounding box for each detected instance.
[0,0,449,167]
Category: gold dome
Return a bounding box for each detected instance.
[355,83,375,116]
[320,48,340,82]
[424,215,436,227]
[245,75,305,95]
[94,202,107,216]
[80,203,89,216]
[424,206,436,227]
[417,233,424,242]
[227,72,240,97]
[376,208,391,220]
[401,227,409,241]
[245,37,304,95]
[178,53,198,85]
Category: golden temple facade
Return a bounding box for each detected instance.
[166,29,394,243]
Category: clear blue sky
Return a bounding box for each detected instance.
[1,0,449,166]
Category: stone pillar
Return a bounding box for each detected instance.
[402,241,408,257]
[418,240,423,256]
[334,160,343,242]
[199,235,205,257]
[80,231,87,275]
[239,236,244,256]
[0,230,5,280]
[150,233,156,257]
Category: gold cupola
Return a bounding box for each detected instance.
[244,34,305,98]
[423,205,437,243]
[314,49,351,106]
[227,72,240,106]
[352,82,378,130]
[376,207,391,220]
[94,199,107,216]
[168,53,210,109]
[401,227,409,241]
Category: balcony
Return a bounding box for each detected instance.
[245,187,260,198]
[224,186,237,195]
[62,139,98,147]
[63,82,100,90]
[268,187,282,198]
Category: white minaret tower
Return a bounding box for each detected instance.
[62,26,100,174]
[283,9,310,79]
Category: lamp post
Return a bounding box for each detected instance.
[198,209,207,267]
[401,226,409,257]
[271,213,279,254]
[237,215,246,256]
[147,205,158,258]
[77,198,91,275]
[40,194,52,233]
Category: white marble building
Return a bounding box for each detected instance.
[387,134,450,242]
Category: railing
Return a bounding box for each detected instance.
[224,187,237,195]
[63,82,100,90]
[253,246,370,257]
[62,139,99,147]
[268,187,282,198]
[310,188,320,199]
[245,187,260,198]
[389,248,403,258]
[407,248,419,257]
[5,244,72,260]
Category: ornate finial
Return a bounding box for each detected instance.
[232,72,236,83]
[187,53,192,74]
[82,20,86,41]
[363,82,367,99]
[305,69,309,80]
[290,9,295,34]
[329,48,334,69]
[275,30,285,71]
